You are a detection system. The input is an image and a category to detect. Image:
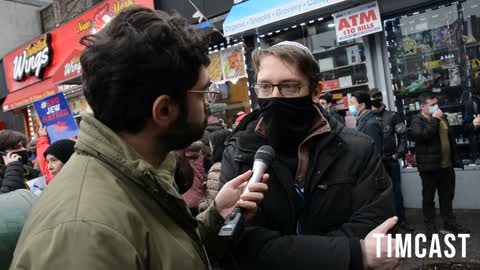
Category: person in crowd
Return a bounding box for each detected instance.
[10,6,269,270]
[27,137,37,167]
[231,111,246,129]
[317,92,343,123]
[464,94,480,163]
[199,129,232,212]
[181,141,207,215]
[206,108,226,133]
[43,139,75,178]
[220,41,398,270]
[174,149,195,195]
[36,126,53,183]
[350,90,383,153]
[410,94,469,235]
[370,88,414,232]
[0,130,39,194]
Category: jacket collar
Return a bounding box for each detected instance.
[75,113,181,199]
[357,109,372,122]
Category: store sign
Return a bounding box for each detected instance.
[223,0,346,36]
[12,34,53,81]
[3,0,154,94]
[52,50,83,85]
[64,56,81,78]
[33,93,78,143]
[333,1,382,43]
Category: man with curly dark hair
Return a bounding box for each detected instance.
[10,6,268,270]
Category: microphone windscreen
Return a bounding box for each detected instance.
[254,145,275,166]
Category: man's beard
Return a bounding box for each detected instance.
[163,109,208,151]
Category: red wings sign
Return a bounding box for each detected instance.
[3,0,154,93]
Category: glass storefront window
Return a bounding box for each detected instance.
[385,2,480,166]
[257,18,371,121]
[207,43,251,127]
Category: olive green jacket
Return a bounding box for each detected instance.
[10,113,226,270]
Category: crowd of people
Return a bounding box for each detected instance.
[316,86,473,236]
[0,4,479,270]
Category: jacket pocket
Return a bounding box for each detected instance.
[307,177,354,231]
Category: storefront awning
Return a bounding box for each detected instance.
[2,79,58,112]
[223,0,347,37]
[52,50,83,85]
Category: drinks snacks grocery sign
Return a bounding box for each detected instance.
[223,0,346,36]
[334,1,382,42]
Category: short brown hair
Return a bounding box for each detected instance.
[0,130,27,151]
[252,44,320,90]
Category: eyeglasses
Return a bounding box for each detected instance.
[188,82,221,105]
[253,83,303,98]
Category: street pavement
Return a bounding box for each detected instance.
[400,209,480,270]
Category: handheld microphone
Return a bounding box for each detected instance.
[218,145,275,238]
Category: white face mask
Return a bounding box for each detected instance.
[428,104,438,115]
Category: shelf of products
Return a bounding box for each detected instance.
[323,83,370,93]
[312,42,362,55]
[385,2,480,167]
[320,62,366,73]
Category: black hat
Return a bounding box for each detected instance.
[369,88,382,98]
[44,139,75,164]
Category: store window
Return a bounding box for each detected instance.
[257,17,372,122]
[207,43,252,128]
[384,2,480,167]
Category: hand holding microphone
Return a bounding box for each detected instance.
[217,145,275,237]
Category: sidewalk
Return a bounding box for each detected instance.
[400,209,480,270]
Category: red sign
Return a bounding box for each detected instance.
[3,0,154,95]
[52,50,82,85]
[333,1,382,43]
[321,79,340,91]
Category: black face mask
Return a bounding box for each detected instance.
[372,99,383,108]
[257,96,315,154]
[13,150,30,166]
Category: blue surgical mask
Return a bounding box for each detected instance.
[349,105,358,117]
[428,104,438,115]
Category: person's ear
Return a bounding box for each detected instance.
[152,95,179,129]
[312,82,323,103]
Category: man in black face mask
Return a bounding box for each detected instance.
[370,88,413,232]
[220,41,398,270]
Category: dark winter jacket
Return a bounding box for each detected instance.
[410,114,463,172]
[464,95,480,136]
[327,108,343,124]
[355,110,383,154]
[372,108,408,160]
[182,142,207,210]
[0,162,39,194]
[219,108,394,270]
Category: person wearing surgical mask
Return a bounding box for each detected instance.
[350,90,383,154]
[410,94,468,236]
[0,130,40,193]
